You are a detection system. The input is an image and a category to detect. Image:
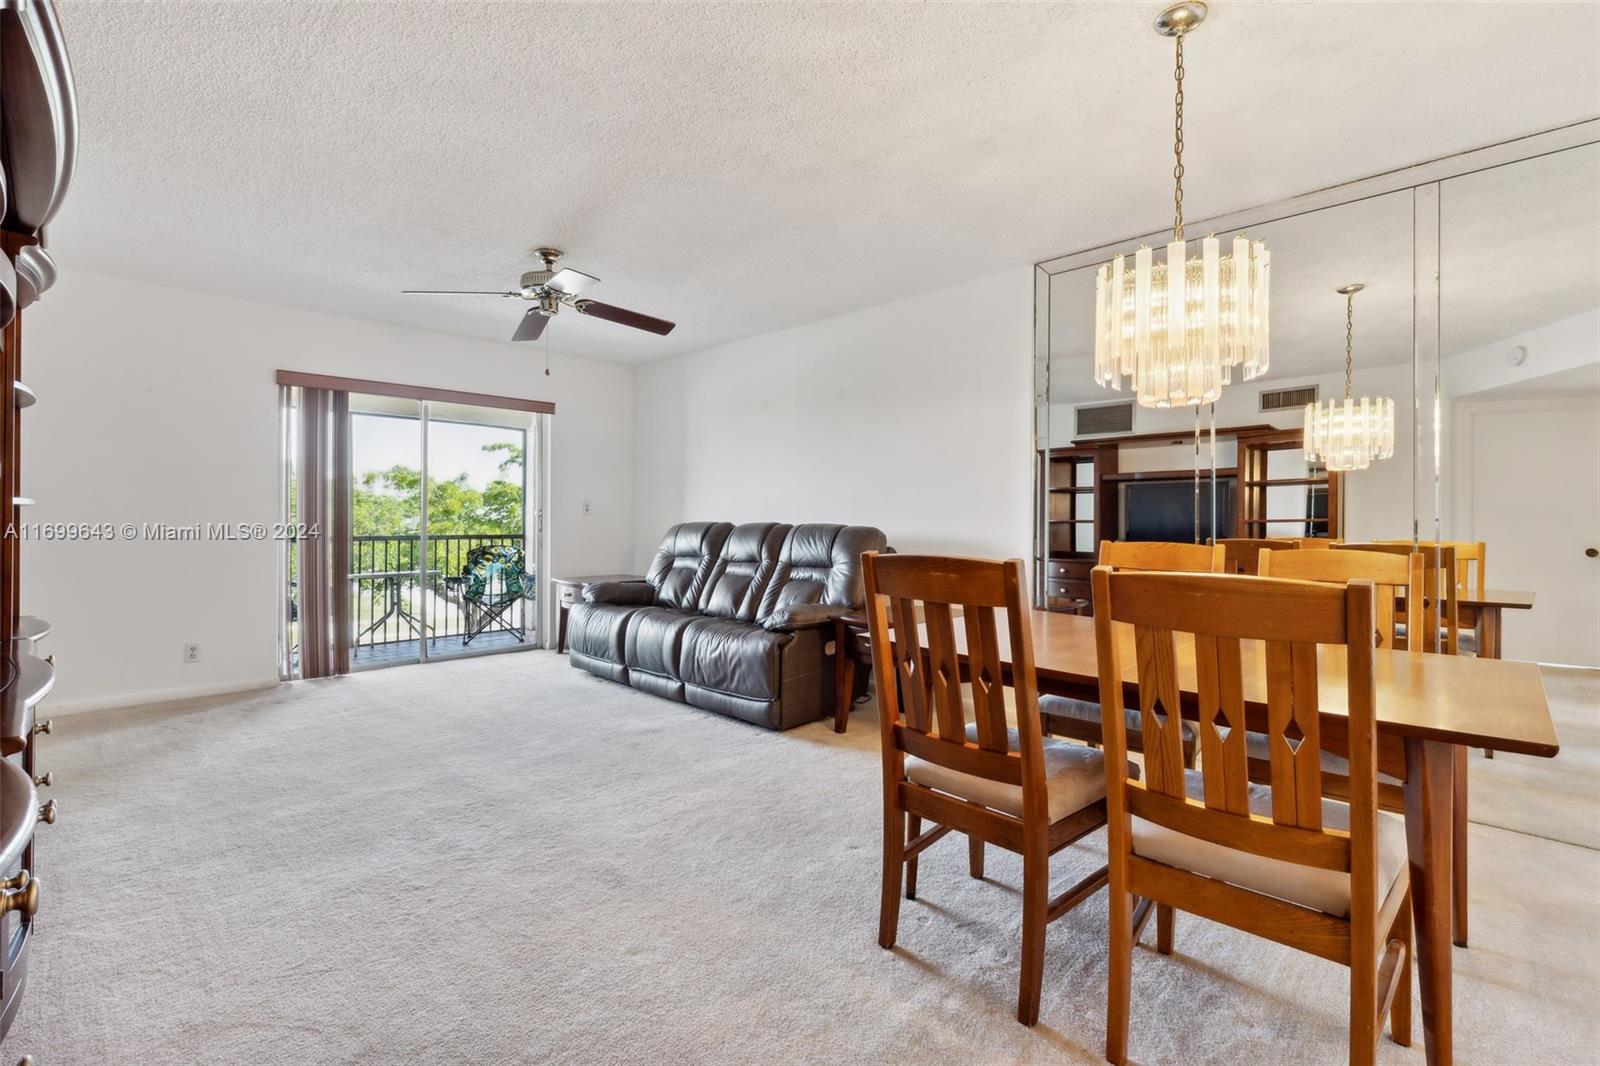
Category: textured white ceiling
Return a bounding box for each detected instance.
[49,1,1600,364]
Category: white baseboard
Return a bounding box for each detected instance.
[45,677,284,716]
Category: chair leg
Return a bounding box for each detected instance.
[1390,887,1413,1047]
[1016,835,1048,1027]
[878,807,905,949]
[968,834,985,879]
[1156,904,1175,955]
[905,815,921,900]
[1349,923,1378,1066]
[1107,886,1133,1064]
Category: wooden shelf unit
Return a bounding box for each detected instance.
[1035,425,1342,613]
[1236,427,1342,542]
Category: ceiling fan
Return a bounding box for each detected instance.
[403,248,676,342]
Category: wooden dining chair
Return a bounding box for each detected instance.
[1331,543,1472,946]
[1378,538,1485,654]
[1258,547,1422,656]
[1092,567,1412,1066]
[1337,542,1460,654]
[864,552,1113,1027]
[1039,541,1221,764]
[1214,537,1296,575]
[1099,539,1226,574]
[1292,537,1341,550]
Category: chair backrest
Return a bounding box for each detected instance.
[1215,537,1297,575]
[696,522,790,621]
[1099,540,1225,573]
[1291,537,1340,550]
[1376,538,1484,594]
[1091,567,1380,900]
[1337,542,1459,653]
[1259,547,1422,654]
[644,522,734,609]
[757,524,889,621]
[863,553,1047,821]
[462,543,527,604]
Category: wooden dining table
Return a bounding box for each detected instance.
[947,608,1559,1066]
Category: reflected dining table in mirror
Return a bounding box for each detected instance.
[928,607,1558,1066]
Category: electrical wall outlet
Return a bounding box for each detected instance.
[184,643,201,663]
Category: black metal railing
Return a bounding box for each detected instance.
[350,533,530,657]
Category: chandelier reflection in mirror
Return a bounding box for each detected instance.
[1092,1,1271,408]
[1303,283,1395,472]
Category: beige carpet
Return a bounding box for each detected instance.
[8,652,1599,1064]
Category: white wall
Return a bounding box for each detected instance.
[632,267,1035,567]
[21,271,636,712]
[1048,362,1418,543]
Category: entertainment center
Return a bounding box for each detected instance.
[1035,424,1341,611]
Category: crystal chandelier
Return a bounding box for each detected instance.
[1304,283,1395,472]
[1092,2,1270,408]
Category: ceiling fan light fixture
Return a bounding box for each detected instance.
[1091,1,1272,409]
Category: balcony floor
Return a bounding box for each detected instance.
[351,629,535,668]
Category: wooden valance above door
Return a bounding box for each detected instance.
[274,371,556,415]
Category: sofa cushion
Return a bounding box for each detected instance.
[623,607,699,681]
[566,602,637,663]
[679,617,791,702]
[1132,768,1408,917]
[906,723,1111,824]
[757,524,888,621]
[644,522,733,610]
[697,522,790,622]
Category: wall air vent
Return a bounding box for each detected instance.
[1075,401,1136,438]
[1259,385,1319,412]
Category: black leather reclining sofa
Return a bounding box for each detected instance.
[567,522,888,730]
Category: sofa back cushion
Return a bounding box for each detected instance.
[645,522,733,610]
[757,524,888,619]
[697,522,791,621]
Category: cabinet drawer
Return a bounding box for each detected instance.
[1047,578,1091,599]
[1042,560,1094,580]
[557,585,581,608]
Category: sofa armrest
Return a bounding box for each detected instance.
[584,581,656,606]
[761,602,842,632]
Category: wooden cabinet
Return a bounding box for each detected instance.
[1036,425,1342,614]
[1036,446,1116,612]
[0,0,76,1050]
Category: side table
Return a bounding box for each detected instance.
[551,574,647,653]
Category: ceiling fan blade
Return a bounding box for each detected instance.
[575,299,676,336]
[511,308,549,342]
[546,268,600,297]
[402,289,519,296]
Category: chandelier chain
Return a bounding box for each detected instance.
[1173,33,1185,240]
[1344,290,1355,399]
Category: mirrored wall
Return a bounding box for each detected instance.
[1032,124,1600,666]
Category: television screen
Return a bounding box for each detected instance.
[1123,478,1236,544]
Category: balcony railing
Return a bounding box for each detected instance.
[350,533,530,657]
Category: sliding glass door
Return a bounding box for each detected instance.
[279,384,544,678]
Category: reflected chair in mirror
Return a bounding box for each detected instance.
[1036,540,1222,765]
[864,552,1113,1027]
[1292,537,1341,550]
[1336,542,1460,655]
[1214,537,1297,575]
[1377,538,1485,653]
[1092,567,1412,1066]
